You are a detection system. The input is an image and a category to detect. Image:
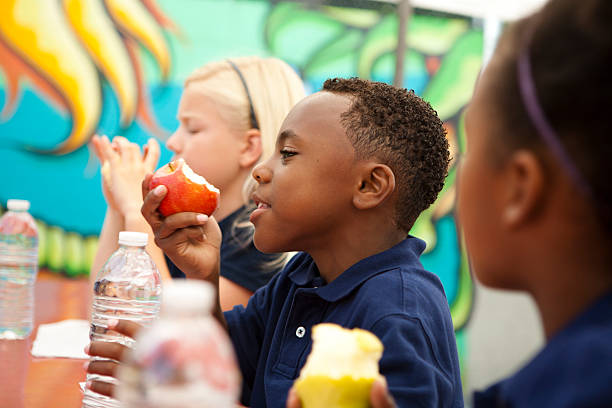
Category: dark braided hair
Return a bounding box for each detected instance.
[489,0,612,234]
[323,78,450,232]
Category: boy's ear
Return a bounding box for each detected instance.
[238,129,263,168]
[500,150,546,229]
[353,162,396,210]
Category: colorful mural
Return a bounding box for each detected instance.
[0,0,482,342]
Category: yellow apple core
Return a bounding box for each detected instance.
[294,323,383,408]
[295,376,375,408]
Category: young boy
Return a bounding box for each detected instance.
[90,78,462,407]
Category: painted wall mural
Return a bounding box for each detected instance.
[0,0,482,346]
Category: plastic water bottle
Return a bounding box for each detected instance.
[82,231,162,408]
[0,199,39,340]
[117,280,241,408]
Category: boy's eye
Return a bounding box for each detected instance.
[280,148,297,161]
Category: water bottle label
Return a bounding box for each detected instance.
[0,233,38,249]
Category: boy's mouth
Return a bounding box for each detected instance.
[250,193,271,224]
[252,193,271,209]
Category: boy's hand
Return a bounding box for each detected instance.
[141,174,222,282]
[85,320,143,398]
[285,379,396,408]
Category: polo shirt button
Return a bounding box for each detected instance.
[296,326,306,338]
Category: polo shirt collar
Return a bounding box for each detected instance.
[288,236,426,302]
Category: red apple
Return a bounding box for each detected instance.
[149,158,220,217]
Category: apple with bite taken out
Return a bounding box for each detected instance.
[149,158,220,217]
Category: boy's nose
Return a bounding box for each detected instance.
[252,163,272,184]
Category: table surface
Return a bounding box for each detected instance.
[0,270,90,408]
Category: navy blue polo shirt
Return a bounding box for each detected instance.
[224,236,463,408]
[473,291,612,408]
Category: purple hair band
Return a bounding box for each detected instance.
[517,45,592,196]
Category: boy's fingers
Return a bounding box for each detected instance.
[141,182,166,228]
[286,387,301,408]
[88,340,129,362]
[108,319,142,339]
[155,213,209,240]
[88,380,115,398]
[86,359,118,377]
[142,173,154,200]
[370,378,396,408]
[155,225,207,250]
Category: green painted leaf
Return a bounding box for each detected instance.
[411,207,436,253]
[357,14,396,78]
[358,14,472,79]
[370,50,427,89]
[46,226,65,272]
[84,236,98,277]
[423,30,483,121]
[321,5,383,28]
[36,220,46,266]
[409,15,469,55]
[266,3,345,68]
[305,29,363,75]
[450,244,474,330]
[65,232,84,277]
[457,110,467,153]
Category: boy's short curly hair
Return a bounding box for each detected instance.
[323,77,450,232]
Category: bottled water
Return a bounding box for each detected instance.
[82,231,162,408]
[117,280,241,408]
[0,199,39,340]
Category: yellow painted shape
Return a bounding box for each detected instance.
[64,0,137,126]
[105,0,170,80]
[295,375,376,408]
[0,0,101,154]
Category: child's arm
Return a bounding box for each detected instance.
[141,174,225,325]
[90,135,171,281]
[90,208,123,285]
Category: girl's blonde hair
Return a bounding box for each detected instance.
[183,56,305,266]
[184,56,306,201]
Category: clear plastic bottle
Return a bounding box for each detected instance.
[117,280,241,408]
[82,231,162,408]
[0,199,39,340]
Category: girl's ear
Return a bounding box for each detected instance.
[352,162,396,210]
[238,129,263,169]
[500,150,546,229]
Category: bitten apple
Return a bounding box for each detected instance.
[149,158,220,217]
[294,323,384,408]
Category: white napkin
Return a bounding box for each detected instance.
[31,319,90,359]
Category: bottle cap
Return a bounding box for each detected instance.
[118,231,148,247]
[161,280,215,316]
[7,199,30,211]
